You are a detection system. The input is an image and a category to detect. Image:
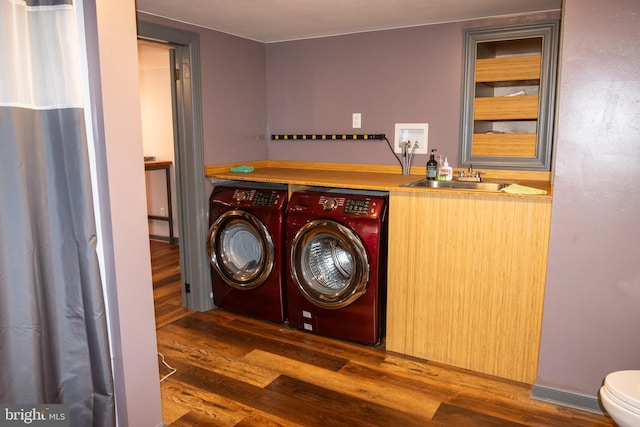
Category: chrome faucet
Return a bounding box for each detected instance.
[457,164,483,182]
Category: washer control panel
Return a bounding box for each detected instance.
[253,191,280,207]
[227,189,281,207]
[211,186,287,210]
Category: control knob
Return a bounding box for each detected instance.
[235,190,248,202]
[322,198,338,211]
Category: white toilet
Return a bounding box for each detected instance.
[599,370,640,427]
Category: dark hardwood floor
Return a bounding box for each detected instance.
[151,239,614,426]
[151,239,191,329]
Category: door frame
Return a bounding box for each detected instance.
[138,21,212,311]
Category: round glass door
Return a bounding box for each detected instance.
[290,219,369,309]
[207,210,274,290]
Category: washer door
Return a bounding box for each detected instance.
[207,210,274,290]
[290,219,369,309]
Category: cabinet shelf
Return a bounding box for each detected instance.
[474,95,539,120]
[475,54,541,82]
[472,133,537,157]
[460,22,559,170]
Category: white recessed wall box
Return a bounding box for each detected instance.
[394,123,429,155]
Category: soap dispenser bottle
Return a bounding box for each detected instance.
[426,149,438,180]
[436,155,444,180]
[440,157,453,181]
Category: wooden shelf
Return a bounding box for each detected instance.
[472,133,537,157]
[460,22,559,170]
[475,54,541,82]
[474,95,539,120]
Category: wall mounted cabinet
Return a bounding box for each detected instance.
[460,22,559,170]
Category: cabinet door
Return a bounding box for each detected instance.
[386,191,552,384]
[460,22,559,170]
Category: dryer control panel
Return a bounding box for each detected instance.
[298,193,386,218]
[344,198,372,215]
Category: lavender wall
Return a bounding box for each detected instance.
[266,24,462,167]
[536,0,640,396]
[137,11,556,171]
[266,13,558,168]
[137,13,268,167]
[94,2,163,425]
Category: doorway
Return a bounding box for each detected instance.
[138,40,188,326]
[138,40,176,244]
[137,21,212,312]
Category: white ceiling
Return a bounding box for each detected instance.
[135,0,562,43]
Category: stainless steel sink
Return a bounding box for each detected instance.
[402,178,508,192]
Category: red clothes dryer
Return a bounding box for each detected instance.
[207,182,287,323]
[286,189,388,345]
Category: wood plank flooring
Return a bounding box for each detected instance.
[151,239,191,329]
[151,240,614,426]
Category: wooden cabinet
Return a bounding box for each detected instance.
[460,22,559,170]
[385,191,552,384]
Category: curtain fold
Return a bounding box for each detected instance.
[0,1,115,425]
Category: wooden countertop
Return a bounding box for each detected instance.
[205,160,552,199]
[144,160,173,169]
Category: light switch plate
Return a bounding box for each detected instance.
[352,113,362,129]
[394,123,429,154]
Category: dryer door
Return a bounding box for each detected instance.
[207,210,274,290]
[290,219,369,309]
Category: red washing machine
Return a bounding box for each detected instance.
[207,182,288,323]
[286,189,388,345]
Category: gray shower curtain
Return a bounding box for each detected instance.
[0,0,115,425]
